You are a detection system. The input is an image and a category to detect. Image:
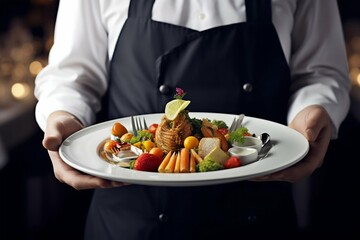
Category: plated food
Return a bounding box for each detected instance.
[100,88,268,173]
[59,111,309,186]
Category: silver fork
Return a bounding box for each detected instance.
[131,116,148,136]
[229,114,245,132]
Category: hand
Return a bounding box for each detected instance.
[254,105,332,183]
[43,111,126,190]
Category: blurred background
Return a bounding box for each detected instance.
[0,0,359,239]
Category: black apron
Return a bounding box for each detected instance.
[86,0,296,239]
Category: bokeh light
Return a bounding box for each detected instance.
[11,82,30,100]
[29,60,43,76]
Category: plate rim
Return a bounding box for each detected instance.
[59,112,309,187]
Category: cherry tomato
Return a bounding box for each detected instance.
[148,123,159,135]
[112,122,128,137]
[223,156,241,169]
[183,136,199,149]
[149,147,164,159]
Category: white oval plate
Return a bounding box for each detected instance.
[59,112,309,187]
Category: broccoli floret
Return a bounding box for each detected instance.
[197,158,223,172]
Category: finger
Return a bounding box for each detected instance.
[111,181,130,187]
[48,150,125,190]
[253,155,316,183]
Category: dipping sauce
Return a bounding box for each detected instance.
[228,146,258,165]
[232,136,262,152]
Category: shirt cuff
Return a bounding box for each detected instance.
[287,84,350,139]
[35,98,96,132]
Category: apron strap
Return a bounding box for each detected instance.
[245,0,272,23]
[128,0,155,19]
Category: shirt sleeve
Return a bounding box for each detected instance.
[287,0,351,138]
[34,0,109,131]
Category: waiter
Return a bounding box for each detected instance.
[35,0,350,239]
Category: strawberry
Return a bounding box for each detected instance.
[133,153,163,172]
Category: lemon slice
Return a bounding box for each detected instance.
[165,99,191,120]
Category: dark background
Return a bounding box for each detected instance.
[0,0,359,239]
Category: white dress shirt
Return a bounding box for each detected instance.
[34,0,351,138]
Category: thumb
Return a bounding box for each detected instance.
[290,105,329,142]
[303,107,328,142]
[43,111,84,151]
[43,129,62,151]
[304,127,317,143]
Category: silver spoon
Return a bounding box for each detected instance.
[258,133,272,160]
[260,133,271,147]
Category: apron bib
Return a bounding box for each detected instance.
[87,1,296,239]
[106,0,290,123]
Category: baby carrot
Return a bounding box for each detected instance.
[190,149,203,164]
[189,151,196,173]
[174,151,181,173]
[180,148,190,173]
[165,152,177,173]
[158,151,172,173]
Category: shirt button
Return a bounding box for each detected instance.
[243,83,253,92]
[198,12,206,20]
[158,213,168,222]
[159,85,170,94]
